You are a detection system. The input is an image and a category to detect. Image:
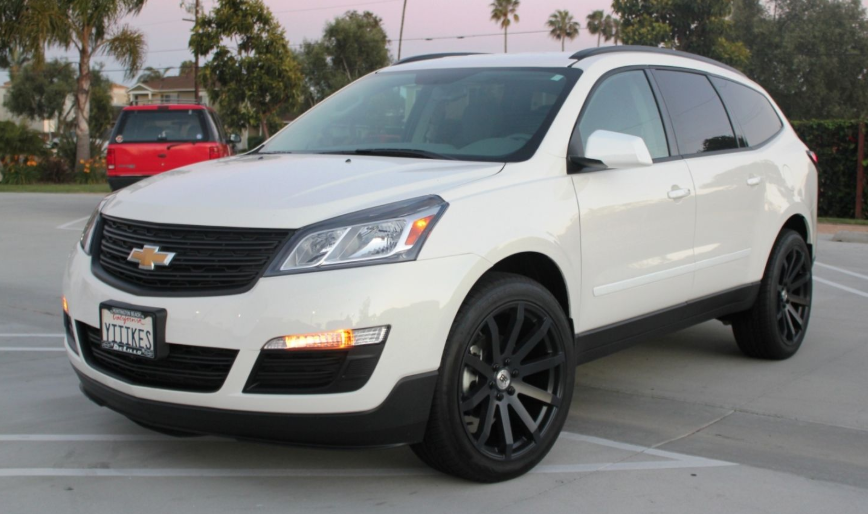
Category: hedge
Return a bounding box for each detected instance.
[791,120,866,219]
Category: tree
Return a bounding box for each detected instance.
[16,0,147,165]
[3,60,75,139]
[190,0,303,138]
[178,60,196,76]
[731,0,868,119]
[547,10,580,51]
[611,0,749,68]
[136,66,169,83]
[297,11,391,107]
[586,10,606,47]
[490,0,520,53]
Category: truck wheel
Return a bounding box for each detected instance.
[732,229,812,360]
[411,272,575,482]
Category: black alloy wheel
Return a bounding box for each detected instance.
[459,302,566,460]
[733,229,813,360]
[411,272,574,482]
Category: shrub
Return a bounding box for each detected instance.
[38,157,73,183]
[74,157,107,184]
[791,120,866,219]
[0,121,45,159]
[0,159,41,185]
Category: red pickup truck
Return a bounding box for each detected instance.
[106,104,239,190]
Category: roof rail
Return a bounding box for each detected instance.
[569,46,745,77]
[393,52,486,66]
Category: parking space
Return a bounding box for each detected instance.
[2,192,868,513]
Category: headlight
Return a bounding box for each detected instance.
[268,196,448,275]
[80,195,116,255]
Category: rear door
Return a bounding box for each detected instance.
[652,70,778,297]
[571,69,697,334]
[111,108,214,176]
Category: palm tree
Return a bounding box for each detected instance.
[608,17,621,45]
[546,10,579,52]
[137,66,169,83]
[26,0,147,164]
[490,0,520,53]
[586,10,605,47]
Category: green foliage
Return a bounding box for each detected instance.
[585,10,618,47]
[3,60,75,132]
[547,10,580,51]
[612,0,749,68]
[296,11,391,108]
[791,120,866,219]
[191,0,303,138]
[88,67,116,140]
[136,66,168,83]
[37,157,73,183]
[0,121,45,158]
[731,0,868,120]
[74,157,108,184]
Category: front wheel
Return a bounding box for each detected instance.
[411,272,575,482]
[732,229,813,360]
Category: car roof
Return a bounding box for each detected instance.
[122,104,213,112]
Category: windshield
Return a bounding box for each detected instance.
[113,110,211,144]
[260,68,581,162]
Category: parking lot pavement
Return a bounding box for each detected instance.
[2,192,867,513]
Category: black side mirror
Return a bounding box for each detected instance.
[228,134,241,144]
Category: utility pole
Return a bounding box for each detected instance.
[398,0,408,60]
[194,0,200,102]
[857,121,865,219]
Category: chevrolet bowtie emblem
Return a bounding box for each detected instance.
[127,245,176,270]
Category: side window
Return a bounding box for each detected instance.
[653,70,738,155]
[710,77,782,147]
[578,71,669,159]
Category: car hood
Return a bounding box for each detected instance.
[104,154,504,228]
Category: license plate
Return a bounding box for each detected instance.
[100,304,160,359]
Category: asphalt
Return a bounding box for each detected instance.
[1,192,867,513]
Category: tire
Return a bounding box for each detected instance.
[411,272,575,482]
[732,229,813,360]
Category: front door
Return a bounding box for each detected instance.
[570,69,697,337]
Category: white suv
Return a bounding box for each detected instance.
[63,47,817,482]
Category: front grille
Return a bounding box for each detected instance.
[78,323,238,392]
[96,215,293,294]
[245,345,384,394]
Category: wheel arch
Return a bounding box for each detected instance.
[780,212,813,258]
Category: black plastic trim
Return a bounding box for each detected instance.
[393,52,486,65]
[107,176,147,191]
[244,343,385,394]
[76,369,438,448]
[569,45,746,77]
[575,283,760,364]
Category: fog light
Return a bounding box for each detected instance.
[263,326,389,351]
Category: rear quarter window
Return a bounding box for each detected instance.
[710,77,783,147]
[113,110,211,143]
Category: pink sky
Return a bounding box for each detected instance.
[5,0,868,85]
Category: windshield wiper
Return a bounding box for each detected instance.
[327,148,454,160]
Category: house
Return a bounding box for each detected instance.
[126,75,208,105]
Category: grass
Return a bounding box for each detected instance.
[819,217,868,226]
[0,183,110,194]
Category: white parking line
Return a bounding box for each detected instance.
[0,347,66,352]
[816,262,868,282]
[814,276,868,299]
[0,432,735,477]
[0,334,64,338]
[56,216,91,231]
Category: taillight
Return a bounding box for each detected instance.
[807,150,818,166]
[106,148,116,170]
[208,145,221,160]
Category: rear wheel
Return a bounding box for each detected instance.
[732,229,812,360]
[411,272,574,482]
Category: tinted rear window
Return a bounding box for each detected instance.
[114,110,210,143]
[654,70,738,155]
[711,77,782,147]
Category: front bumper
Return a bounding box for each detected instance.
[64,244,487,419]
[77,369,438,447]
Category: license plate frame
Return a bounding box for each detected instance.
[99,301,168,360]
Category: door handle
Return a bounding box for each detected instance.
[747,176,762,186]
[667,187,691,200]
